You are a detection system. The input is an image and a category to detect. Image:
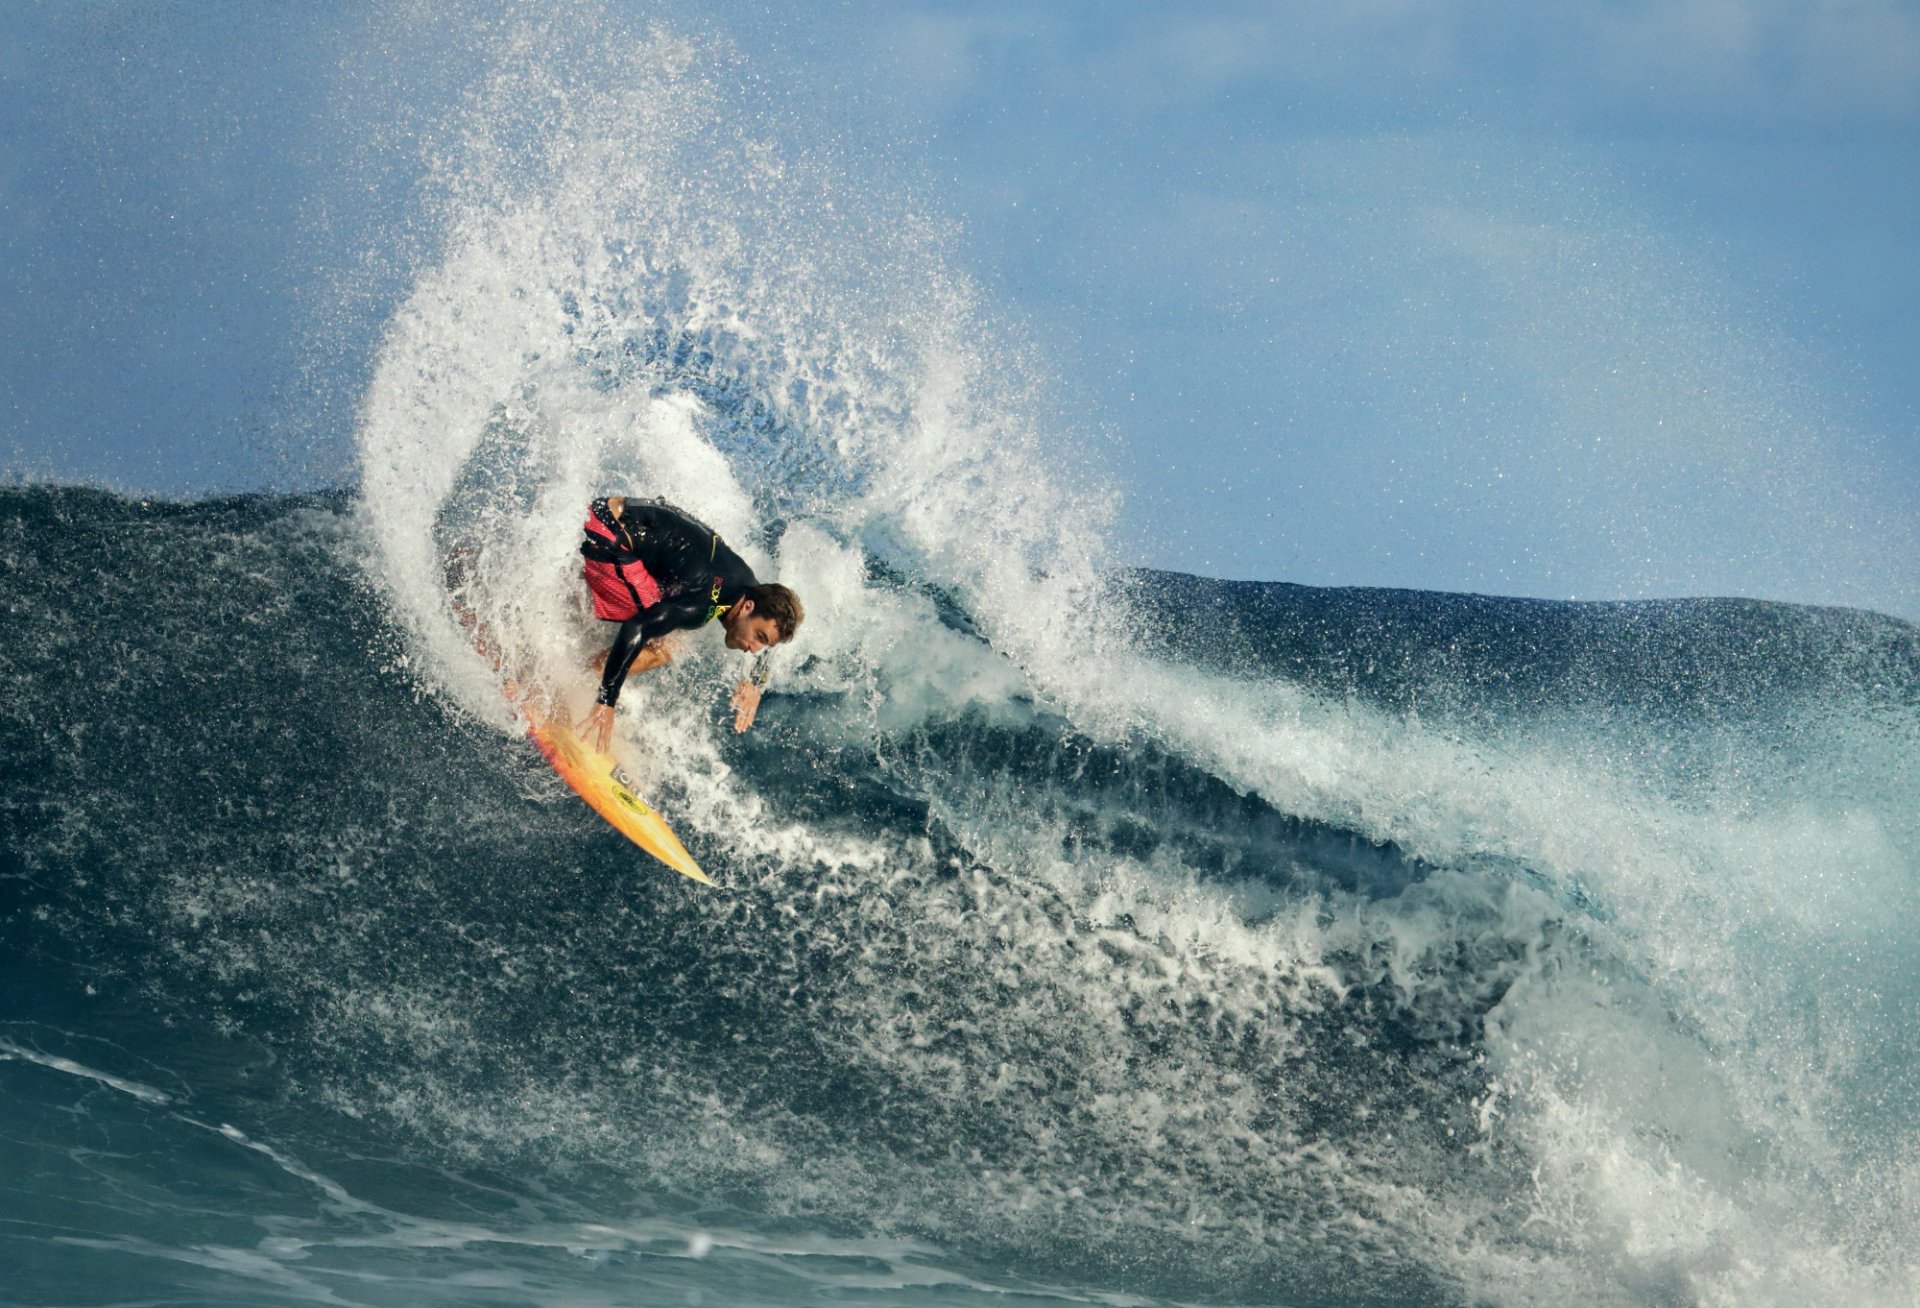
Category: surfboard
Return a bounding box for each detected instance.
[517,698,713,885]
[443,551,709,885]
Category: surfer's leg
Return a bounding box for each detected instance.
[593,629,681,694]
[631,640,674,674]
[592,636,674,677]
[442,545,509,672]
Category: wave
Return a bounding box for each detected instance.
[4,482,1918,1307]
[5,14,1919,1308]
[1127,569,1918,722]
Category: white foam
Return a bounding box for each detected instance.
[337,10,1920,1307]
[0,1036,176,1105]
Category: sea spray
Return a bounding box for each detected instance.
[3,10,1918,1307]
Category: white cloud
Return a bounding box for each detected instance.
[1576,0,1770,108]
[858,2,1920,129]
[1547,0,1920,123]
[1788,0,1920,117]
[871,10,1071,124]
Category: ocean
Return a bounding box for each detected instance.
[6,17,1920,1308]
[5,481,1917,1306]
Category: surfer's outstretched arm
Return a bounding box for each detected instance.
[597,593,710,704]
[579,593,710,751]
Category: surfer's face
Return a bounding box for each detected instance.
[724,602,783,653]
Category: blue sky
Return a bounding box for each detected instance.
[4,2,1916,616]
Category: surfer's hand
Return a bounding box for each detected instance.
[730,680,762,733]
[580,702,616,753]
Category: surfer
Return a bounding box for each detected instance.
[577,496,804,750]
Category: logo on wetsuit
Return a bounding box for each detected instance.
[704,577,728,624]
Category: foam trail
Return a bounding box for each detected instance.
[0,1036,176,1106]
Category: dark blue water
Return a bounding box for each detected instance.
[4,485,1917,1307]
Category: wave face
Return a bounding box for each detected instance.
[7,497,1920,1306]
[8,20,1920,1308]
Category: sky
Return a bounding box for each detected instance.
[3,1,1916,617]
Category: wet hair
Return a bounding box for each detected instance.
[745,583,804,641]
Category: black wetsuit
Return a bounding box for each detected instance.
[584,498,764,708]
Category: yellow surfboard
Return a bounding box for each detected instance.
[449,579,709,884]
[518,700,712,885]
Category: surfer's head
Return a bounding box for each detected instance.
[724,583,804,653]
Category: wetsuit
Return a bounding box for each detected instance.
[581,498,767,708]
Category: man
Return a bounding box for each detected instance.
[577,495,803,751]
